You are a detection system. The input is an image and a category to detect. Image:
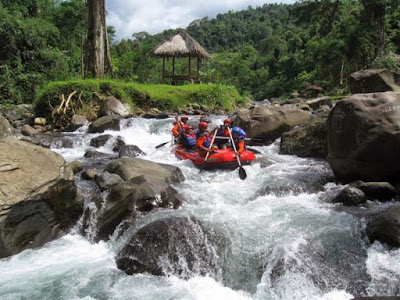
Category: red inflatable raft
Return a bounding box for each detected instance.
[174,146,256,170]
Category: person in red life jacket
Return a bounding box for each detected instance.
[214,118,232,149]
[183,125,196,151]
[171,115,189,143]
[231,126,246,156]
[195,122,216,156]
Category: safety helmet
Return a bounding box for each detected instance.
[198,122,208,129]
[181,116,189,121]
[224,118,232,125]
[232,127,245,136]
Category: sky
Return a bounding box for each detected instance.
[106,0,296,41]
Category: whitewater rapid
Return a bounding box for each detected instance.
[1,116,399,300]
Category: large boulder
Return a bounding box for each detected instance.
[235,106,311,145]
[95,158,184,240]
[88,115,121,133]
[0,139,83,258]
[280,111,328,158]
[116,216,218,278]
[118,145,146,158]
[366,206,400,247]
[327,92,400,182]
[0,116,13,138]
[101,96,131,117]
[349,69,400,94]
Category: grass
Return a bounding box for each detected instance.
[33,79,245,119]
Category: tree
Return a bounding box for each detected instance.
[86,0,112,78]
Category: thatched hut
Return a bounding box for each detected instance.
[150,30,211,83]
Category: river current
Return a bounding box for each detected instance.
[1,116,399,300]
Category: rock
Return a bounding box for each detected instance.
[0,139,83,258]
[298,103,312,111]
[88,115,120,133]
[39,139,51,148]
[112,136,125,152]
[314,105,332,115]
[69,114,88,131]
[0,116,12,138]
[101,96,131,117]
[69,160,83,174]
[349,181,397,201]
[105,158,184,184]
[327,92,400,182]
[306,96,332,110]
[81,169,97,180]
[328,186,367,206]
[280,111,328,158]
[95,171,124,191]
[303,85,324,97]
[84,150,116,159]
[235,106,311,145]
[282,97,305,105]
[21,124,38,137]
[3,104,32,122]
[349,69,400,94]
[34,117,46,126]
[248,99,272,108]
[116,216,218,277]
[351,297,400,300]
[118,145,146,158]
[95,158,184,240]
[89,134,113,148]
[366,206,400,247]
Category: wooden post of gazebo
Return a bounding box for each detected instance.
[150,29,211,84]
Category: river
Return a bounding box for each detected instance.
[0,116,399,300]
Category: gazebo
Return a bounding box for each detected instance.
[150,30,211,84]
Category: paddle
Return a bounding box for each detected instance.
[228,129,247,180]
[199,129,218,173]
[155,141,171,149]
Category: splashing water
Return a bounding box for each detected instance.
[1,116,399,300]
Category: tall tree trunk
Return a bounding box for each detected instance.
[86,0,112,78]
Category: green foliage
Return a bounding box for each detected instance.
[34,80,244,118]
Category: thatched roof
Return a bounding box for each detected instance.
[150,30,211,60]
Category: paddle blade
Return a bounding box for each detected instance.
[239,166,247,180]
[155,141,169,149]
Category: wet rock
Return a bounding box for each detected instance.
[235,106,311,145]
[84,150,116,159]
[327,92,400,182]
[95,171,124,191]
[39,138,51,148]
[349,181,397,201]
[95,158,184,240]
[70,160,83,174]
[105,158,184,184]
[280,111,328,158]
[118,145,146,158]
[69,114,88,131]
[306,96,332,110]
[112,136,125,152]
[366,206,400,247]
[116,216,218,277]
[314,104,331,115]
[21,124,38,137]
[88,115,120,133]
[328,186,367,206]
[349,69,400,94]
[90,134,113,148]
[0,116,13,138]
[0,139,83,258]
[81,169,97,180]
